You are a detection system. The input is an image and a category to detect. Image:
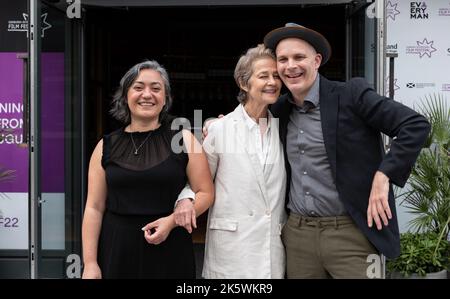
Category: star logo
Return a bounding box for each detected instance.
[386,1,400,21]
[416,38,437,58]
[385,77,400,96]
[22,13,52,38]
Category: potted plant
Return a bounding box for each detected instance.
[404,94,450,235]
[387,93,450,278]
[387,232,450,278]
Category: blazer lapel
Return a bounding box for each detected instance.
[265,114,285,209]
[319,75,338,183]
[264,112,283,174]
[232,105,270,207]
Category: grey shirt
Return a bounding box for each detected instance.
[286,76,347,217]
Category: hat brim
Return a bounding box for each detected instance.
[264,26,331,66]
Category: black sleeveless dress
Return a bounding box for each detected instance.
[98,120,195,278]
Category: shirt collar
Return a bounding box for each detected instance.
[287,75,320,110]
[241,104,271,131]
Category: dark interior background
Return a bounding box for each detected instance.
[85,5,346,136]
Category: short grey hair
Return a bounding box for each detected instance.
[110,60,173,124]
[234,44,276,104]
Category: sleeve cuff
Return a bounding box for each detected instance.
[174,188,196,208]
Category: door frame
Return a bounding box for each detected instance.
[28,0,85,279]
[28,0,387,279]
[28,0,41,280]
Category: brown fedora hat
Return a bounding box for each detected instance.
[264,23,332,66]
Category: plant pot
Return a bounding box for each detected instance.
[390,269,447,279]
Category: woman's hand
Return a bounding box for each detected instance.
[174,198,197,233]
[142,215,176,245]
[82,262,102,279]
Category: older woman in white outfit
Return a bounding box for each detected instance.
[199,44,287,278]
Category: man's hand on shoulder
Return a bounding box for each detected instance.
[202,114,224,139]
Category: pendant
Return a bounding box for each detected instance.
[134,150,138,155]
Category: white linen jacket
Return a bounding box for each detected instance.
[202,104,287,279]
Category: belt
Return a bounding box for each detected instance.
[289,212,354,229]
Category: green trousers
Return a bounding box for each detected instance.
[282,212,379,279]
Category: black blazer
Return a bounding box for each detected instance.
[270,75,430,259]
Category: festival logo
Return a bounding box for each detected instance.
[406,38,437,58]
[387,1,401,21]
[410,2,429,19]
[385,77,400,96]
[7,13,52,38]
[438,3,450,16]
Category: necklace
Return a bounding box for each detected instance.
[130,131,152,155]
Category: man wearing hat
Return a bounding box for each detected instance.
[263,23,430,278]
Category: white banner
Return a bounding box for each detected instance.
[0,192,28,250]
[386,0,450,108]
[386,0,450,232]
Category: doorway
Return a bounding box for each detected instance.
[7,0,381,279]
[84,5,348,249]
[84,5,348,135]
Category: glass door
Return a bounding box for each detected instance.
[0,0,30,279]
[346,0,373,81]
[29,0,84,278]
[346,0,386,94]
[346,0,387,279]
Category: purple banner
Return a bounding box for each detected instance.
[41,52,65,193]
[0,52,65,193]
[0,52,28,193]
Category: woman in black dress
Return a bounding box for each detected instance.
[81,60,214,279]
